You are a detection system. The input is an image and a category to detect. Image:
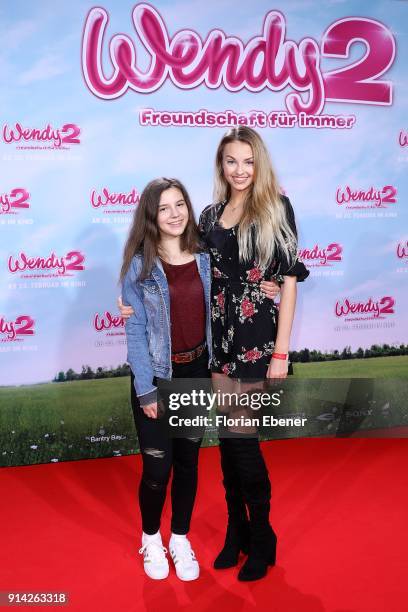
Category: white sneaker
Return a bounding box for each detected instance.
[169,534,200,581]
[139,532,169,580]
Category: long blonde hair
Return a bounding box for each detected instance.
[214,127,297,270]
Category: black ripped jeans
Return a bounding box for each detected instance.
[130,350,210,535]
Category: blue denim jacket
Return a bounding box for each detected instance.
[122,252,212,406]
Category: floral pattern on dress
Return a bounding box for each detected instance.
[199,197,309,379]
[209,247,223,265]
[211,287,226,325]
[234,294,258,324]
[230,281,278,325]
[246,266,263,282]
[237,341,275,364]
[213,266,227,278]
[221,362,237,376]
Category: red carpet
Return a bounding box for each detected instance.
[1,438,407,612]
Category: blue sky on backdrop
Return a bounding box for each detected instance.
[0,0,407,383]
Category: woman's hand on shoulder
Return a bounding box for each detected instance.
[118,295,134,319]
[260,279,280,300]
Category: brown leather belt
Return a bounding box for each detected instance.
[171,341,206,364]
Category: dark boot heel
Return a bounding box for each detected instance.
[237,529,277,582]
[268,529,277,565]
[268,538,277,566]
[213,521,250,569]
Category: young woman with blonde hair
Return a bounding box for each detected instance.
[198,126,309,581]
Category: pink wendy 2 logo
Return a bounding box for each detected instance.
[298,243,342,267]
[2,123,81,148]
[335,296,395,320]
[0,189,30,214]
[0,315,35,341]
[82,4,396,114]
[93,311,125,331]
[336,185,397,208]
[7,251,85,276]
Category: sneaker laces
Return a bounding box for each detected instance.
[139,540,168,563]
[171,538,197,566]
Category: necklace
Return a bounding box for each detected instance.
[227,201,243,212]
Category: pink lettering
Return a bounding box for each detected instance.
[7,251,85,275]
[0,317,16,340]
[0,193,11,213]
[0,188,31,213]
[336,185,396,207]
[82,7,396,114]
[91,187,140,208]
[298,245,328,265]
[398,130,408,147]
[335,296,395,319]
[0,315,34,340]
[94,311,125,331]
[298,243,342,265]
[396,241,408,260]
[322,18,395,106]
[82,5,323,113]
[3,123,63,147]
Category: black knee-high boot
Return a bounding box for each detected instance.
[213,438,250,569]
[229,437,277,581]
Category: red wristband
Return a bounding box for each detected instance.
[272,352,288,360]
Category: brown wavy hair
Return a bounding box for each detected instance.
[120,177,201,281]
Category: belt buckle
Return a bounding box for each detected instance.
[172,342,205,364]
[173,352,190,363]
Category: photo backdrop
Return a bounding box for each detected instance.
[1,0,407,466]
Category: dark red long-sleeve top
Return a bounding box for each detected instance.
[160,258,206,353]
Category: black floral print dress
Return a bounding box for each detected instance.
[198,195,309,380]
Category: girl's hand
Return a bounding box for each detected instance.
[118,295,134,319]
[267,357,288,380]
[260,279,280,300]
[142,402,158,419]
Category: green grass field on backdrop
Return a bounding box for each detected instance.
[291,355,408,377]
[1,355,407,467]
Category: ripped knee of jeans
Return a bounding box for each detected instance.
[142,447,165,459]
[142,474,168,491]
